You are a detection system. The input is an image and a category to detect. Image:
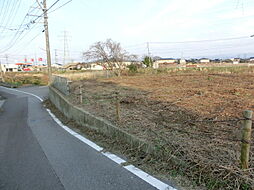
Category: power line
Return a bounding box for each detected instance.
[0,0,7,23]
[48,0,73,14]
[0,0,10,30]
[12,29,44,55]
[0,0,62,54]
[149,36,253,44]
[0,2,38,52]
[0,0,21,35]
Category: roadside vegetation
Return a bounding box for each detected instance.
[1,72,48,87]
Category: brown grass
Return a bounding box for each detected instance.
[67,70,254,189]
[3,72,48,86]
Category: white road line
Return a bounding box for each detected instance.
[46,108,103,151]
[124,165,177,190]
[46,109,78,136]
[102,152,126,165]
[0,86,178,190]
[73,134,103,152]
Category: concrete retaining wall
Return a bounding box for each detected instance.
[52,76,71,95]
[49,86,155,154]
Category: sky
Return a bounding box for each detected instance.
[1,0,254,64]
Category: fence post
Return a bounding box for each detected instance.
[240,110,253,169]
[79,85,83,104]
[115,92,120,122]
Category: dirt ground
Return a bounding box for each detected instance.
[68,71,254,189]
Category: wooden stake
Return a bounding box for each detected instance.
[79,85,82,104]
[240,110,252,169]
[115,92,120,122]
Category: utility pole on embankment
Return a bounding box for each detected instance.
[37,0,52,83]
[0,61,5,82]
[43,0,52,83]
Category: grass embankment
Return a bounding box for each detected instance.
[1,72,48,87]
[65,66,254,190]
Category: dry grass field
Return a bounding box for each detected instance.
[2,72,48,86]
[68,69,254,189]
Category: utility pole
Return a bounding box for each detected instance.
[54,49,58,65]
[5,54,8,65]
[147,42,152,67]
[0,61,5,82]
[62,30,70,65]
[34,52,38,65]
[147,42,150,56]
[64,31,67,64]
[42,0,52,83]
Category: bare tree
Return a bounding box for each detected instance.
[83,39,137,76]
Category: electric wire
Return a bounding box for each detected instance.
[0,0,62,53]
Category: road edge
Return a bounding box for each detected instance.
[0,86,177,190]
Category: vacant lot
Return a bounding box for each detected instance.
[68,70,254,189]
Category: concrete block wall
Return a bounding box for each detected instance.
[49,86,155,154]
[51,76,71,96]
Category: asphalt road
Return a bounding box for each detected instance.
[0,86,162,190]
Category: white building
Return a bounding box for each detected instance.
[199,58,210,63]
[0,64,6,72]
[153,62,159,69]
[179,59,186,64]
[155,58,177,64]
[231,58,240,64]
[89,63,104,70]
[2,64,19,72]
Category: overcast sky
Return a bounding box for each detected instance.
[1,0,254,63]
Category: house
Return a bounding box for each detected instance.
[188,59,199,64]
[213,59,221,63]
[179,59,186,64]
[63,62,84,70]
[86,63,104,70]
[153,62,159,69]
[199,58,210,63]
[4,64,19,72]
[222,59,233,63]
[83,61,141,71]
[154,58,177,68]
[249,57,254,63]
[0,64,6,72]
[155,58,177,64]
[231,58,240,64]
[52,63,63,68]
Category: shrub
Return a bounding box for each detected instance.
[127,64,138,73]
